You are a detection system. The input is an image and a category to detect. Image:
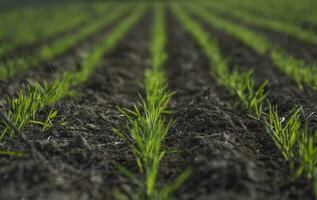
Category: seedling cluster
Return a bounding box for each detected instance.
[114,4,190,199]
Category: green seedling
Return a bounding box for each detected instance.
[0,150,24,157]
[113,4,190,199]
[228,70,268,119]
[264,104,301,161]
[29,110,58,131]
[296,128,317,178]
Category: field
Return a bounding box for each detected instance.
[0,0,316,199]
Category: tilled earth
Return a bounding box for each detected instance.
[0,8,316,200]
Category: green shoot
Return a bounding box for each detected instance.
[113,4,190,199]
[0,150,24,157]
[29,110,58,131]
[228,70,268,119]
[264,104,301,161]
[296,128,317,178]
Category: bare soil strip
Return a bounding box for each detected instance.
[0,9,128,97]
[162,13,312,200]
[0,13,151,200]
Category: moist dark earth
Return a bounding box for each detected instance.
[0,8,316,200]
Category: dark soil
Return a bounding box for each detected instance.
[162,13,313,200]
[0,13,151,200]
[0,8,128,98]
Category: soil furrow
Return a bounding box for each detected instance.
[191,15,317,131]
[162,13,312,200]
[0,9,129,98]
[0,12,151,200]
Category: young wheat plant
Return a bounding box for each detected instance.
[113,4,190,199]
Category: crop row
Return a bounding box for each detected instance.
[185,2,317,91]
[0,2,110,57]
[0,4,132,80]
[0,4,147,141]
[209,0,317,28]
[203,1,317,45]
[113,4,190,199]
[171,3,317,197]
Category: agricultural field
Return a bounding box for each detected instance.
[0,0,316,199]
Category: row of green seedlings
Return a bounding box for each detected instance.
[202,1,317,45]
[186,2,317,91]
[0,5,147,143]
[0,4,131,80]
[171,4,317,197]
[0,2,109,57]
[205,0,317,32]
[113,4,190,200]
